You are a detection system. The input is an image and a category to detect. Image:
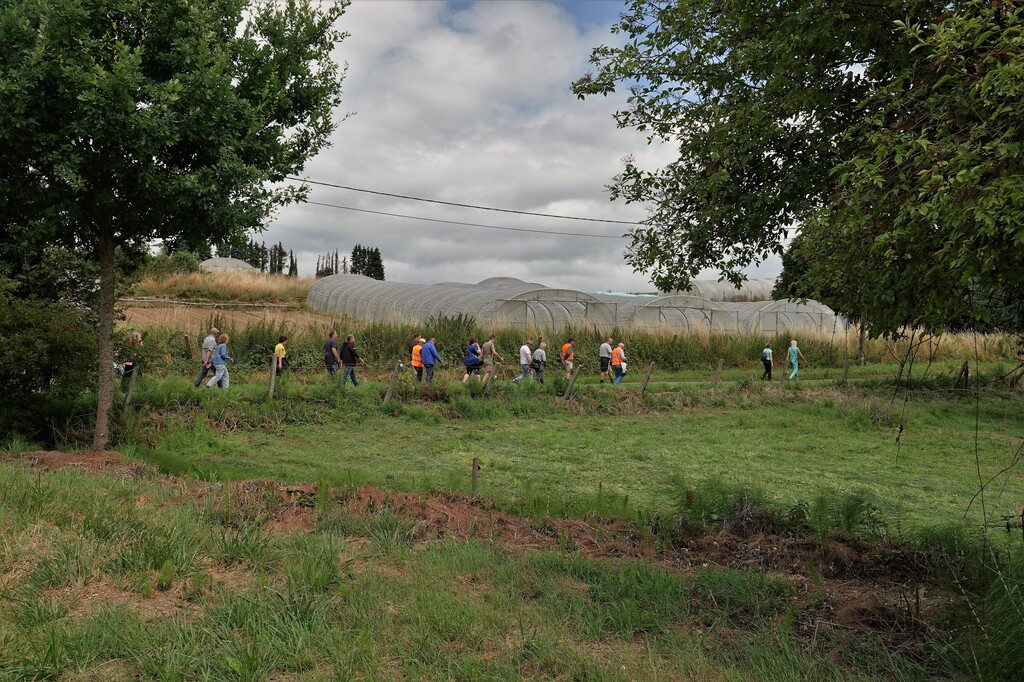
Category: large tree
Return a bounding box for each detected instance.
[574,0,1022,337]
[0,0,349,448]
[793,2,1024,336]
[573,0,948,291]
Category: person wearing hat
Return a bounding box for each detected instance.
[194,326,220,387]
[513,339,533,383]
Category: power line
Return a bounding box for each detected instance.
[286,176,639,225]
[303,200,626,239]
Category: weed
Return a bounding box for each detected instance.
[693,568,792,626]
[216,524,275,568]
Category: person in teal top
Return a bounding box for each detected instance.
[788,339,807,380]
[760,343,773,380]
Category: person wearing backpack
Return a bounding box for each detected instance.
[531,342,547,384]
[760,343,773,380]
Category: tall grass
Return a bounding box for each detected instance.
[133,271,314,304]
[120,314,1017,378]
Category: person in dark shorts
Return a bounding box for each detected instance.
[599,337,613,383]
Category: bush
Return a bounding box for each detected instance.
[140,251,203,281]
[0,282,97,441]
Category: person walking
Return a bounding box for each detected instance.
[463,338,483,382]
[532,342,547,384]
[512,339,533,383]
[411,336,425,382]
[324,330,341,377]
[760,342,773,381]
[420,337,442,384]
[560,338,575,381]
[407,333,421,377]
[599,337,613,383]
[194,326,219,387]
[274,336,288,378]
[205,334,234,389]
[340,334,364,386]
[481,334,503,382]
[788,339,807,380]
[611,342,627,385]
[121,331,143,391]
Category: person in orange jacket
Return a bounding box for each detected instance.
[560,338,575,381]
[411,336,425,382]
[611,342,627,385]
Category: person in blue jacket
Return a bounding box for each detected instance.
[420,337,443,384]
[463,338,483,383]
[204,334,235,389]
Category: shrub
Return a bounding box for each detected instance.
[0,282,97,442]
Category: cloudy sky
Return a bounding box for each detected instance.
[263,0,781,292]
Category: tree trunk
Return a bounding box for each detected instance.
[92,227,116,451]
[858,324,867,366]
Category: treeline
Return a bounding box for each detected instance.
[315,244,384,280]
[215,239,297,277]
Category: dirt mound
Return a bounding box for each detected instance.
[346,486,649,559]
[7,450,123,471]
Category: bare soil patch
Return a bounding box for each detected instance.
[65,579,196,621]
[6,450,123,471]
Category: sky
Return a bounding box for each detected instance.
[262,0,782,292]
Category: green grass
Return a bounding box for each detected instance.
[130,382,1024,534]
[0,465,934,680]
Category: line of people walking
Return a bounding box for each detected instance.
[191,326,808,392]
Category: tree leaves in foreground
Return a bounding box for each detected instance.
[573,0,947,292]
[573,0,1023,336]
[796,2,1024,336]
[0,0,349,448]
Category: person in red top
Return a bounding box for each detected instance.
[560,338,575,381]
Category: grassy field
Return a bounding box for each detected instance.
[6,275,1023,680]
[127,374,1023,535]
[0,463,940,681]
[4,364,1023,679]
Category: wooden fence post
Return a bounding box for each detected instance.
[268,354,277,398]
[564,364,583,400]
[640,361,655,397]
[713,358,724,389]
[123,366,140,409]
[471,457,480,495]
[382,362,403,403]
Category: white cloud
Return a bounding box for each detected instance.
[262,0,753,291]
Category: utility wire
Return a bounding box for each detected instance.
[287,176,639,225]
[303,200,626,239]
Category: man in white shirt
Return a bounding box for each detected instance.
[513,339,533,383]
[194,326,219,387]
[599,337,613,384]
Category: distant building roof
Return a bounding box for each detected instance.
[200,257,256,273]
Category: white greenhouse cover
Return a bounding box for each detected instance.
[306,275,844,334]
[200,257,256,273]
